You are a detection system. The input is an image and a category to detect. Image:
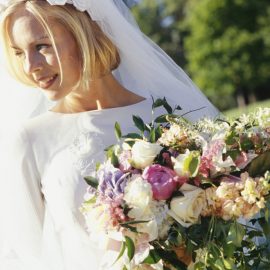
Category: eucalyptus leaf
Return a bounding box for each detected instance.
[248,151,270,177]
[84,176,99,189]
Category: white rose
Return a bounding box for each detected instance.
[124,176,153,219]
[131,140,162,169]
[84,204,110,233]
[84,204,111,249]
[172,150,200,178]
[168,184,206,227]
[137,219,158,242]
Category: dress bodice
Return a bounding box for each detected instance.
[1,99,158,270]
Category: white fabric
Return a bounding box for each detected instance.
[0,99,161,270]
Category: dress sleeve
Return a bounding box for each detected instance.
[0,127,45,269]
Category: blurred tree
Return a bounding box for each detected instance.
[184,0,270,110]
[132,0,188,66]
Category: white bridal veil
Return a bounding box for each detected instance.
[0,0,219,140]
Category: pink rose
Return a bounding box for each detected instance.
[142,164,179,200]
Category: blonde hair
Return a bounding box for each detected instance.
[0,0,120,90]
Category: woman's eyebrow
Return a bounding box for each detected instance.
[10,35,50,49]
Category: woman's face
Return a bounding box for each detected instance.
[8,9,81,101]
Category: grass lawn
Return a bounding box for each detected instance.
[222,99,270,119]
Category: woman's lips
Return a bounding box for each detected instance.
[38,74,58,89]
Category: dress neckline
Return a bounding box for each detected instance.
[46,98,150,116]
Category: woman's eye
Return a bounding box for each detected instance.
[14,51,24,58]
[36,44,51,51]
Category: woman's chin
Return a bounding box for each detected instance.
[42,89,63,101]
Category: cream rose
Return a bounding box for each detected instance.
[168,184,206,227]
[131,140,162,169]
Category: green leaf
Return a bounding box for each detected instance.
[150,128,156,143]
[113,241,126,265]
[189,155,200,177]
[114,122,122,140]
[122,133,143,140]
[83,196,97,205]
[248,151,270,177]
[120,224,138,233]
[154,114,170,123]
[258,217,270,237]
[223,242,236,257]
[163,98,173,114]
[124,236,135,261]
[155,125,163,140]
[133,115,145,132]
[105,145,119,167]
[225,131,237,145]
[122,266,128,270]
[227,222,245,247]
[194,262,206,270]
[142,250,161,264]
[120,220,149,226]
[84,176,99,189]
[152,98,165,109]
[154,248,186,270]
[168,230,183,246]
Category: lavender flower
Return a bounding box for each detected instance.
[97,162,129,200]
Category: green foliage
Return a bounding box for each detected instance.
[184,0,270,110]
[133,0,188,66]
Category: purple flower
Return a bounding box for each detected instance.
[98,162,129,200]
[142,164,179,200]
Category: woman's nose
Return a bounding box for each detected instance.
[23,52,43,75]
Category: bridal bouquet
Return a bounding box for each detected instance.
[80,99,270,270]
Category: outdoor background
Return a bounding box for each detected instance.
[132,0,270,117]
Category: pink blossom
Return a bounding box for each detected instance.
[142,164,179,200]
[234,151,257,169]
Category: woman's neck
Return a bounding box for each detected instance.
[51,73,145,113]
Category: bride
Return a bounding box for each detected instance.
[0,0,219,269]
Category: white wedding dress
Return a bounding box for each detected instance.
[0,98,165,270]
